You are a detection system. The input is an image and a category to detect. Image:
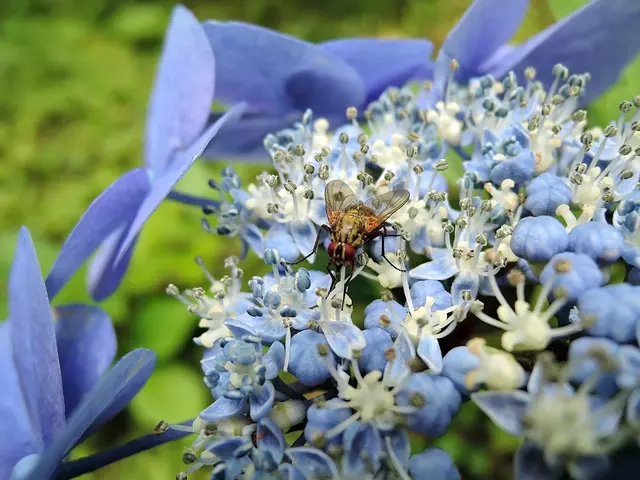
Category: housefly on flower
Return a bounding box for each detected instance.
[291,179,410,305]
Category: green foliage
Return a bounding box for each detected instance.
[1,1,638,478]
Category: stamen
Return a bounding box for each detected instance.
[385,436,411,480]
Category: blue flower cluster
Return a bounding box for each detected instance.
[4,1,640,479]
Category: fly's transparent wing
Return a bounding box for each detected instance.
[361,189,410,233]
[324,180,359,218]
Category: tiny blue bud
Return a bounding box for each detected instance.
[280,306,297,318]
[295,268,312,292]
[247,306,264,317]
[264,248,281,265]
[263,290,282,309]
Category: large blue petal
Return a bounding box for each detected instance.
[53,305,116,416]
[25,349,156,480]
[116,103,247,262]
[285,447,339,479]
[203,111,301,161]
[437,0,529,83]
[10,227,65,448]
[485,0,640,104]
[471,390,530,436]
[321,38,434,104]
[203,22,365,115]
[45,168,150,300]
[86,222,139,301]
[0,322,40,479]
[144,5,215,175]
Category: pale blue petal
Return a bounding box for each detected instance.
[290,220,318,260]
[250,381,276,420]
[471,390,530,436]
[263,342,285,380]
[257,418,286,465]
[321,321,367,359]
[383,331,416,385]
[409,256,458,280]
[417,335,443,374]
[285,447,339,479]
[200,396,247,423]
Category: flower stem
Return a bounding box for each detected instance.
[55,419,195,479]
[167,190,220,209]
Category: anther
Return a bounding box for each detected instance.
[572,110,587,123]
[346,106,358,120]
[154,420,169,434]
[435,159,449,171]
[182,449,197,465]
[619,144,633,156]
[524,67,536,80]
[339,132,349,144]
[554,259,572,273]
[552,63,569,80]
[604,125,618,137]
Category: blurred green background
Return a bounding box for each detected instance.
[0,0,638,478]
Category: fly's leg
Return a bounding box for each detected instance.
[377,225,407,272]
[326,263,337,294]
[341,269,353,310]
[289,224,331,265]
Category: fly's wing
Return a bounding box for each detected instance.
[324,180,359,222]
[361,189,410,234]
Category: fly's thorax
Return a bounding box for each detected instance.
[333,211,367,246]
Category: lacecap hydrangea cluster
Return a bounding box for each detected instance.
[6,2,640,480]
[162,60,640,480]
